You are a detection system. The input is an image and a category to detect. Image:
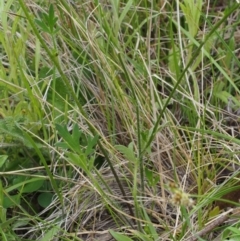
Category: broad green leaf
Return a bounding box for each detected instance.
[0,181,5,222]
[109,230,134,241]
[39,225,60,241]
[3,195,20,208]
[180,0,202,37]
[214,91,232,104]
[145,168,160,187]
[35,19,50,33]
[68,153,88,173]
[224,227,240,235]
[21,178,44,193]
[56,124,80,153]
[0,216,18,229]
[131,230,152,241]
[115,142,137,163]
[208,206,220,219]
[48,4,55,24]
[38,192,54,208]
[12,177,44,193]
[222,226,240,241]
[72,123,82,145]
[142,208,158,240]
[85,135,99,156]
[55,141,69,149]
[0,228,8,241]
[88,156,95,171]
[0,155,8,169]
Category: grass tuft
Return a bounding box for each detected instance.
[0,0,240,240]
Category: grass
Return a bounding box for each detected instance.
[1,0,240,240]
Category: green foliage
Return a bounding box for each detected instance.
[2,175,50,209]
[35,4,60,35]
[56,123,99,173]
[38,225,60,241]
[0,155,8,168]
[144,168,159,188]
[13,176,44,194]
[180,0,203,38]
[109,230,133,241]
[0,0,240,240]
[0,181,19,241]
[37,192,54,208]
[115,142,138,164]
[222,226,240,241]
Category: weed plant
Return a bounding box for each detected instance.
[0,0,240,240]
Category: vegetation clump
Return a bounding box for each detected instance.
[0,0,240,240]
